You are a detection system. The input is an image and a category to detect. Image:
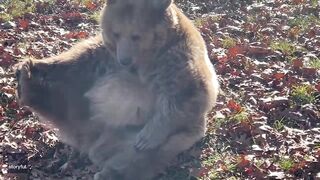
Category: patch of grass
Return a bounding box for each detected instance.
[307,58,320,69]
[289,15,320,30]
[278,157,295,171]
[212,110,249,129]
[212,110,250,130]
[254,158,264,168]
[270,41,296,56]
[214,117,226,128]
[226,163,237,172]
[193,19,203,28]
[0,0,35,21]
[89,10,101,23]
[289,17,310,30]
[246,15,256,23]
[311,0,319,7]
[194,16,221,27]
[207,171,219,179]
[232,110,249,123]
[76,0,91,4]
[76,0,104,7]
[273,118,285,131]
[0,13,11,22]
[222,36,237,49]
[203,153,220,167]
[291,84,316,105]
[202,153,221,179]
[203,152,238,177]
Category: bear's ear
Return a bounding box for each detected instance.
[151,0,172,12]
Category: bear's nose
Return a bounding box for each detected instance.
[119,57,133,66]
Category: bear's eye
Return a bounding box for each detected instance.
[131,34,141,42]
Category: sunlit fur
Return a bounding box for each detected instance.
[15,0,219,179]
[89,0,219,179]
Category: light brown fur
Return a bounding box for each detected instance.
[90,0,219,179]
[15,0,219,179]
[15,35,114,151]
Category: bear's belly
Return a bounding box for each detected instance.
[85,71,154,127]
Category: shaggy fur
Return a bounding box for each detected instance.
[15,0,219,179]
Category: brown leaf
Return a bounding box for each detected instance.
[8,101,19,109]
[259,96,289,112]
[13,46,22,56]
[316,149,320,156]
[0,106,4,116]
[0,52,14,66]
[61,12,83,22]
[315,82,320,92]
[244,167,254,175]
[227,100,242,112]
[217,56,228,64]
[196,167,211,177]
[25,126,36,139]
[289,27,300,39]
[292,0,305,4]
[272,73,285,80]
[18,19,29,30]
[307,29,316,38]
[289,161,307,174]
[77,31,89,39]
[0,45,4,54]
[247,46,273,57]
[65,31,89,39]
[292,59,303,69]
[85,1,97,10]
[302,68,317,77]
[237,155,250,168]
[227,46,246,59]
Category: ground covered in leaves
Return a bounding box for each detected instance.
[0,0,319,179]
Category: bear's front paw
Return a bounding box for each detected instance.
[14,59,52,106]
[14,60,34,105]
[15,59,33,81]
[134,127,166,151]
